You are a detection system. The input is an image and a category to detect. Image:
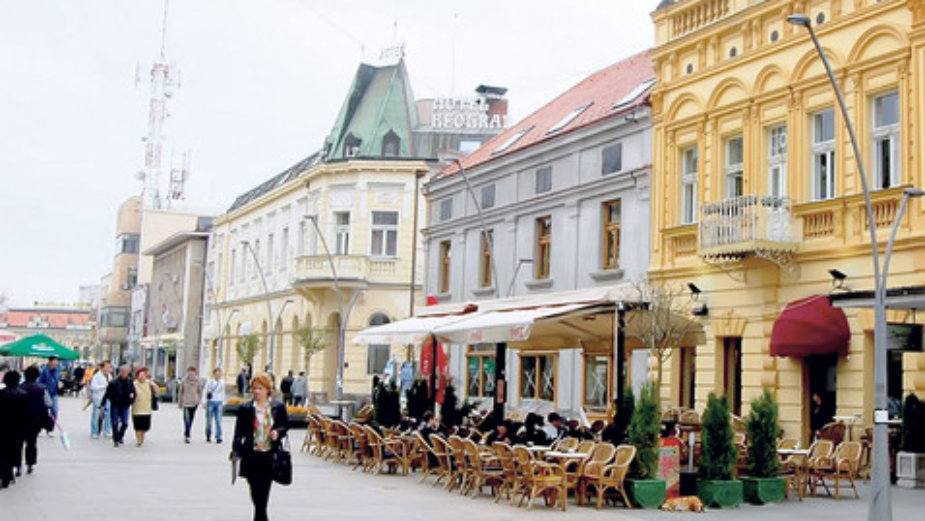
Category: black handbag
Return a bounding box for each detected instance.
[271,438,292,485]
[151,393,159,411]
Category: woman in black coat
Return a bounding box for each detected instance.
[231,372,288,521]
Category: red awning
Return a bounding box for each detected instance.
[770,295,850,357]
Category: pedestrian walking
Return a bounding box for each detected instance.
[203,368,226,443]
[291,371,307,406]
[231,373,288,521]
[37,356,61,435]
[20,366,52,474]
[236,368,247,396]
[0,371,27,488]
[103,365,135,448]
[131,368,159,447]
[178,366,203,443]
[89,361,112,439]
[279,370,294,406]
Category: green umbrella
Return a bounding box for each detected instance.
[0,333,80,360]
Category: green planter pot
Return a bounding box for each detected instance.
[626,478,666,509]
[696,479,743,508]
[741,476,786,504]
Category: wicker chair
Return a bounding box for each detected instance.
[446,435,471,493]
[492,442,519,503]
[808,441,862,499]
[512,445,567,511]
[816,422,846,445]
[429,434,455,488]
[346,423,371,471]
[412,432,439,483]
[363,425,409,475]
[553,437,580,452]
[795,439,835,497]
[303,414,325,455]
[594,444,636,508]
[462,438,504,498]
[576,442,618,507]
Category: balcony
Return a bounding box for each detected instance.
[292,254,406,288]
[698,195,799,267]
[669,0,731,39]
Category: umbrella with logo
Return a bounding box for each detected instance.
[0,333,80,360]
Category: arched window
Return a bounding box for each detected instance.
[381,130,400,157]
[368,313,391,326]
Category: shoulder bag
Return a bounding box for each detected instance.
[271,436,292,485]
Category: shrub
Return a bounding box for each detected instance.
[628,382,660,479]
[405,378,431,422]
[746,389,780,478]
[373,380,401,428]
[901,394,925,453]
[700,392,737,481]
[440,383,475,428]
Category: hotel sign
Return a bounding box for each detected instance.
[431,97,504,130]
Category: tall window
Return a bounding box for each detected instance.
[681,146,698,224]
[521,354,556,401]
[467,345,496,397]
[813,109,836,200]
[266,233,274,274]
[480,184,496,210]
[873,91,900,189]
[480,230,493,288]
[438,240,451,293]
[297,221,306,256]
[535,216,551,279]
[602,143,623,175]
[366,313,391,374]
[535,166,552,194]
[370,211,399,257]
[768,125,787,198]
[439,198,453,222]
[230,249,237,285]
[241,247,248,282]
[679,346,696,409]
[334,212,350,255]
[723,337,742,415]
[602,199,621,269]
[583,354,611,412]
[252,239,261,279]
[725,135,744,198]
[280,227,289,271]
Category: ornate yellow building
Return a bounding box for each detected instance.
[649,0,925,442]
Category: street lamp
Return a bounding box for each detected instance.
[272,298,294,371]
[302,215,347,411]
[787,14,902,520]
[240,240,274,374]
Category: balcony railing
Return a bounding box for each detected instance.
[699,195,799,265]
[670,0,731,38]
[292,255,405,287]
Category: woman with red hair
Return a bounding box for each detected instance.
[231,372,288,521]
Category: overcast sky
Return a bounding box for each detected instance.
[0,0,655,307]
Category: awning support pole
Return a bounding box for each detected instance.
[494,342,507,423]
[616,306,627,413]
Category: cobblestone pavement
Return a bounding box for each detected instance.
[0,396,921,520]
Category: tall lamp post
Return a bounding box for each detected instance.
[302,215,347,411]
[787,15,922,520]
[240,240,274,373]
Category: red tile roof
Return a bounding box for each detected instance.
[438,50,654,178]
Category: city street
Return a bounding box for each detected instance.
[0,396,922,520]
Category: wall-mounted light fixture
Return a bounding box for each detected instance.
[828,268,848,290]
[688,282,709,316]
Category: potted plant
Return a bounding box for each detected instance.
[405,378,430,423]
[897,393,925,488]
[741,389,786,503]
[696,392,743,508]
[373,380,401,428]
[626,382,666,508]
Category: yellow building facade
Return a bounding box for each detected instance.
[650,0,925,442]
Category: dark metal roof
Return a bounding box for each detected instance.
[227,151,322,213]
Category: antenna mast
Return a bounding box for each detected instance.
[140,0,180,209]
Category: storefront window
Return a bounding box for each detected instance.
[467,345,496,397]
[583,354,610,412]
[521,353,555,401]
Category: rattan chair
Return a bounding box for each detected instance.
[808,440,861,499]
[594,444,636,508]
[462,438,504,498]
[364,425,409,475]
[576,442,618,507]
[429,434,455,488]
[492,442,519,503]
[512,445,567,510]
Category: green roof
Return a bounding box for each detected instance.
[323,59,418,161]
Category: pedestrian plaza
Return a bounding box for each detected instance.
[0,396,921,520]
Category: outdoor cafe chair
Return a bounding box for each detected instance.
[363,425,409,475]
[447,435,471,493]
[512,445,567,511]
[591,444,635,509]
[552,437,579,452]
[463,438,504,498]
[332,420,353,463]
[303,414,324,455]
[793,439,834,498]
[575,442,617,507]
[346,423,370,471]
[492,442,519,503]
[410,431,437,482]
[808,440,861,499]
[429,434,455,488]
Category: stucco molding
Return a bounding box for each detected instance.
[711,309,748,338]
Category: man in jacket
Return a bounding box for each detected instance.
[280,370,294,406]
[20,366,51,474]
[0,371,28,487]
[178,366,203,444]
[291,372,307,406]
[37,356,61,436]
[103,365,135,447]
[88,360,112,439]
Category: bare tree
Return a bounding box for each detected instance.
[294,325,327,373]
[625,280,703,392]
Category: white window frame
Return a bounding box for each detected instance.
[535,166,552,194]
[333,212,350,255]
[370,211,399,258]
[279,227,289,271]
[812,109,836,201]
[480,184,496,210]
[681,146,698,224]
[768,125,787,198]
[725,135,744,198]
[872,91,900,190]
[439,198,453,222]
[229,249,236,286]
[252,239,261,279]
[266,233,274,274]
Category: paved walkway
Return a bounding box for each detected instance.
[0,396,921,520]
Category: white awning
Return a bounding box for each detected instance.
[352,313,479,346]
[432,303,596,344]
